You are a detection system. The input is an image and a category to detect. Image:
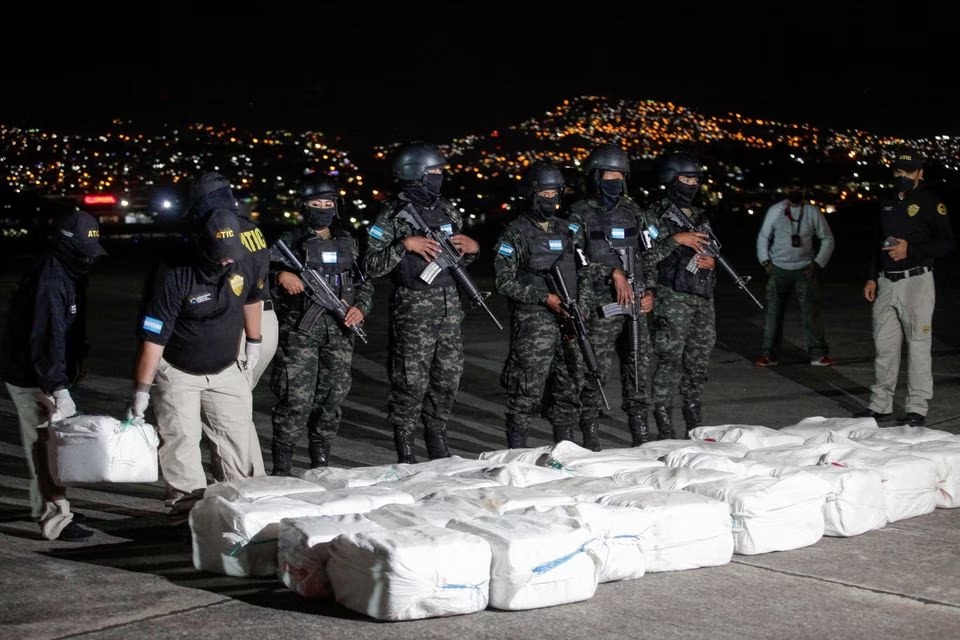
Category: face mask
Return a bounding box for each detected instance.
[786,190,803,204]
[531,194,560,219]
[423,173,444,195]
[667,181,699,206]
[598,178,624,200]
[305,205,336,229]
[894,176,916,194]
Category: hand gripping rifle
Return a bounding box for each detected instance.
[274,239,369,343]
[543,262,610,411]
[600,243,644,391]
[665,206,764,310]
[397,207,503,330]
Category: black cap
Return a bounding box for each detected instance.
[58,211,107,257]
[892,147,922,171]
[200,209,245,263]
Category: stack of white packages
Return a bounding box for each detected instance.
[447,509,598,611]
[685,472,831,555]
[819,448,938,522]
[779,416,879,443]
[192,484,413,577]
[743,442,870,467]
[530,476,648,503]
[600,490,734,572]
[276,513,384,598]
[366,495,494,528]
[47,415,160,485]
[543,441,664,477]
[846,425,955,446]
[529,503,653,583]
[327,525,492,620]
[206,476,322,500]
[689,424,806,449]
[637,440,751,459]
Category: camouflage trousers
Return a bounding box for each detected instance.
[501,307,583,429]
[581,304,653,418]
[651,287,716,406]
[270,313,355,448]
[387,287,464,437]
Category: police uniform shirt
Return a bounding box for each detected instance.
[238,216,272,306]
[875,186,954,277]
[138,259,263,375]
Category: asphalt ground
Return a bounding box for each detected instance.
[1,230,959,640]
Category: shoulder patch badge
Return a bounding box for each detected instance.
[907,204,920,217]
[142,316,163,334]
[497,242,514,257]
[229,273,245,296]
[937,202,948,215]
[368,225,384,240]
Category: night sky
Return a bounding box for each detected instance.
[4,1,955,146]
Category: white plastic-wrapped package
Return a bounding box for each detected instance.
[373,471,501,501]
[327,525,491,620]
[688,424,805,450]
[779,416,879,441]
[543,440,664,478]
[900,440,960,509]
[612,466,738,491]
[446,511,597,611]
[478,446,552,465]
[290,486,415,515]
[533,503,653,583]
[774,466,886,536]
[205,476,324,501]
[435,485,577,514]
[663,450,778,477]
[685,472,831,555]
[47,415,159,485]
[301,463,416,489]
[744,442,868,467]
[366,495,490,528]
[455,461,573,487]
[529,476,646,503]
[847,426,956,446]
[276,513,384,599]
[191,495,326,577]
[600,490,733,572]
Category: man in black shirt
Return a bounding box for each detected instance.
[128,206,267,525]
[1,210,106,541]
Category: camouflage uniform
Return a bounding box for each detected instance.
[269,227,373,469]
[363,192,475,462]
[646,196,717,438]
[569,195,668,448]
[494,213,586,447]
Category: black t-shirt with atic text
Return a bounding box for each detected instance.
[138,258,262,375]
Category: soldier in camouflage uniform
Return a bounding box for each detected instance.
[646,151,716,439]
[269,175,373,474]
[569,144,669,450]
[362,142,481,464]
[494,161,586,448]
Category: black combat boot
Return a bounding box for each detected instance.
[681,401,702,437]
[308,438,330,468]
[628,413,652,446]
[394,430,418,464]
[505,414,528,448]
[424,427,452,460]
[551,422,577,444]
[580,413,602,451]
[653,404,676,440]
[270,442,295,476]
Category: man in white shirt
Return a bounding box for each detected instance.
[754,182,836,367]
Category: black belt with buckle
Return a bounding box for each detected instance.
[262,299,274,311]
[881,266,930,282]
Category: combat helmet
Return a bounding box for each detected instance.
[392,142,447,181]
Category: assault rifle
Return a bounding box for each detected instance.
[274,239,368,343]
[543,262,610,411]
[664,206,764,310]
[600,244,644,391]
[397,207,503,330]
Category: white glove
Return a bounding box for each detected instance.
[244,339,262,373]
[126,391,151,422]
[52,389,77,420]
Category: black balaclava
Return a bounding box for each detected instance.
[304,202,338,230]
[531,193,561,220]
[786,190,804,205]
[54,238,97,278]
[894,176,916,194]
[595,174,625,209]
[667,180,698,206]
[403,175,442,206]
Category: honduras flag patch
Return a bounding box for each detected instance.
[142,316,163,334]
[368,225,384,240]
[647,224,660,240]
[497,242,515,257]
[548,239,563,251]
[567,222,580,234]
[611,227,626,240]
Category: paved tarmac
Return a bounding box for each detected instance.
[1,238,959,640]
